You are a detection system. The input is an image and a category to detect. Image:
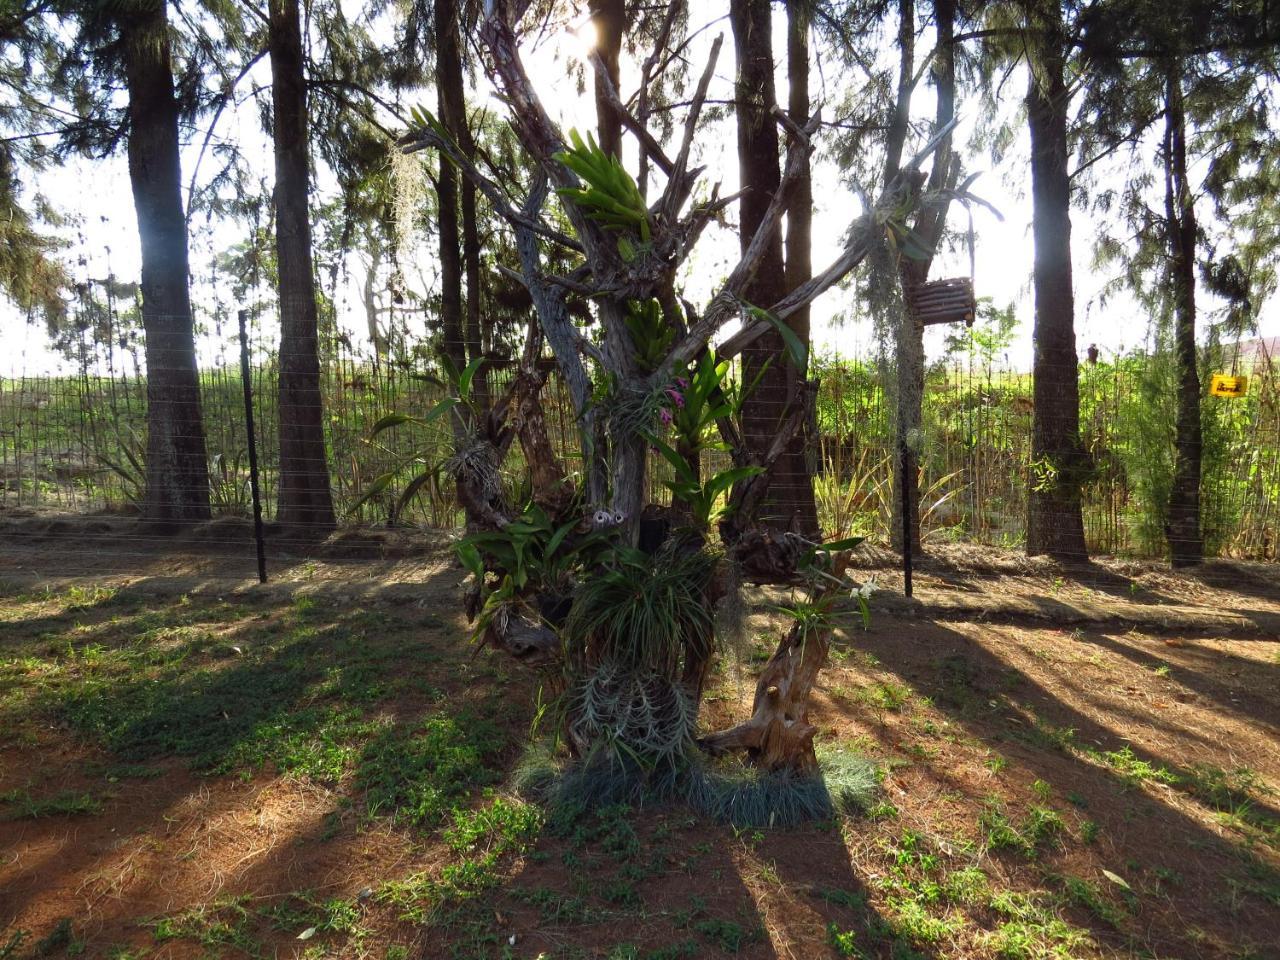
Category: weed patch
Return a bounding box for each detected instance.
[355,712,504,828]
[0,788,102,820]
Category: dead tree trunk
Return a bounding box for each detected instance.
[401,3,960,778]
[701,556,852,773]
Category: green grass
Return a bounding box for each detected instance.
[1060,875,1128,928]
[31,919,83,957]
[1093,745,1179,788]
[1,586,506,809]
[151,896,257,953]
[692,917,765,953]
[860,681,912,713]
[0,931,27,960]
[985,891,1093,958]
[355,713,503,828]
[0,788,102,820]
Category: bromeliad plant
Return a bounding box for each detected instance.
[555,129,651,263]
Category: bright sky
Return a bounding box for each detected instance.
[2,6,1276,376]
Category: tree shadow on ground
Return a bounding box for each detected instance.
[1187,560,1280,607]
[832,612,1280,959]
[1,575,918,960]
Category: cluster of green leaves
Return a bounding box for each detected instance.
[564,541,716,676]
[555,129,651,257]
[623,297,674,372]
[651,440,761,531]
[456,502,621,655]
[350,355,485,519]
[647,351,763,530]
[458,503,615,597]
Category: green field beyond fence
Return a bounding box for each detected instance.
[3,345,1279,560]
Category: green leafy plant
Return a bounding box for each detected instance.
[209,449,251,515]
[649,433,762,530]
[459,503,614,597]
[564,541,715,676]
[646,348,765,529]
[93,424,146,508]
[349,355,481,520]
[555,128,651,255]
[623,298,674,372]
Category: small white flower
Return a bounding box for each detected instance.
[856,578,877,600]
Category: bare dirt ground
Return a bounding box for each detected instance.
[2,515,1279,960]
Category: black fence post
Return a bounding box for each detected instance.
[901,440,913,598]
[238,310,268,583]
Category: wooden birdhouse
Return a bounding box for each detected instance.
[908,276,976,327]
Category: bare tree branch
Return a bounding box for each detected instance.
[586,48,675,175]
[399,129,582,252]
[660,34,724,226]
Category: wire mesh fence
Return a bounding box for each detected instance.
[2,319,1279,563]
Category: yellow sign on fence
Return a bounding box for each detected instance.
[1210,374,1249,398]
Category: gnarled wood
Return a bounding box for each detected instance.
[699,617,828,774]
[481,602,560,664]
[701,555,852,773]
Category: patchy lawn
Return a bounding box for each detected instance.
[1,545,1279,960]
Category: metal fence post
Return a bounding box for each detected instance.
[901,439,913,598]
[238,310,268,583]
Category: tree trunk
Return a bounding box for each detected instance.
[436,0,488,414]
[269,0,335,531]
[1164,64,1203,567]
[729,0,819,538]
[884,0,921,555]
[433,0,488,528]
[783,0,818,526]
[701,555,852,773]
[1025,11,1088,560]
[119,0,210,526]
[363,239,388,359]
[882,0,958,557]
[590,0,626,159]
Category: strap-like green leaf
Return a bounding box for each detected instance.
[815,536,866,552]
[347,471,397,515]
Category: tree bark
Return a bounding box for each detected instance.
[884,0,922,555]
[783,0,817,525]
[1163,63,1203,567]
[1025,7,1088,560]
[119,0,210,526]
[363,239,388,359]
[432,0,470,464]
[590,0,626,159]
[890,0,959,555]
[269,0,335,531]
[435,0,488,414]
[730,0,819,538]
